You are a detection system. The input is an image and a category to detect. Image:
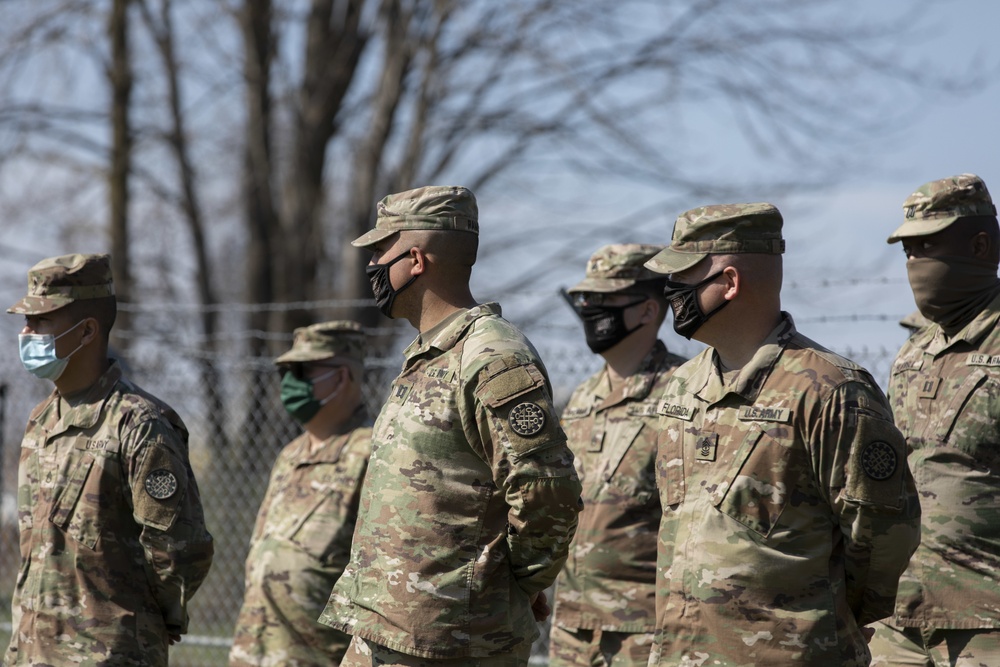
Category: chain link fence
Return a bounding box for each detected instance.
[0,315,901,665]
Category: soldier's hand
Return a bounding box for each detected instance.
[861,627,875,644]
[530,591,551,622]
[169,633,182,645]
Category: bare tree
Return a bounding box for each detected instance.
[137,0,229,448]
[108,0,133,354]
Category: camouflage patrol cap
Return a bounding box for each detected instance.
[274,320,366,365]
[887,173,997,243]
[645,203,785,275]
[7,253,115,315]
[351,185,479,249]
[568,243,666,293]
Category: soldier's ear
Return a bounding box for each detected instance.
[971,231,992,261]
[410,246,427,276]
[80,316,100,346]
[638,297,659,325]
[722,266,740,301]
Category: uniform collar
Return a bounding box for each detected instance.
[693,312,796,405]
[48,360,123,434]
[595,339,669,410]
[403,302,501,361]
[923,291,1000,356]
[295,404,371,463]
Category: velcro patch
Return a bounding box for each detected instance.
[695,433,718,461]
[509,402,546,436]
[967,354,1000,367]
[739,406,792,423]
[144,469,178,500]
[627,402,659,417]
[893,358,923,373]
[859,441,897,480]
[659,401,694,421]
[917,376,941,399]
[477,362,545,408]
[562,405,591,420]
[844,413,906,510]
[424,367,453,381]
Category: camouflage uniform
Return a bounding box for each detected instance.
[4,255,214,667]
[229,414,372,666]
[870,175,1000,665]
[320,183,580,664]
[550,244,685,667]
[229,321,373,667]
[643,205,922,667]
[321,302,581,659]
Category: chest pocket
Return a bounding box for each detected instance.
[711,425,793,539]
[934,369,1000,471]
[599,420,656,504]
[655,427,684,508]
[49,443,120,550]
[285,470,359,565]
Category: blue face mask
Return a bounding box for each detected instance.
[18,320,86,381]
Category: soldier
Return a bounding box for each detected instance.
[4,253,214,666]
[644,204,922,666]
[869,174,1000,666]
[548,244,685,667]
[229,321,372,667]
[319,185,582,666]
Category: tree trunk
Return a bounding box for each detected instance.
[240,0,280,456]
[140,0,229,448]
[278,0,368,333]
[108,0,132,356]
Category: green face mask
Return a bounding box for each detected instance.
[279,367,339,424]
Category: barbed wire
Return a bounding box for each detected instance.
[107,276,909,315]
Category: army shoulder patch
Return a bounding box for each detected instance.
[509,402,545,436]
[844,412,905,510]
[859,441,897,480]
[144,469,178,500]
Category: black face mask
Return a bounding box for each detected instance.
[365,249,418,318]
[663,270,729,339]
[577,298,645,353]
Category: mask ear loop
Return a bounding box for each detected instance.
[315,366,345,406]
[53,319,88,362]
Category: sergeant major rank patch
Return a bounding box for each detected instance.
[144,469,178,500]
[695,433,718,462]
[509,402,545,437]
[860,441,897,481]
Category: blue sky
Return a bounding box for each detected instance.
[475,0,1000,379]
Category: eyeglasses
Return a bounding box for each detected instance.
[570,292,646,308]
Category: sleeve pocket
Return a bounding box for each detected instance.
[843,413,907,511]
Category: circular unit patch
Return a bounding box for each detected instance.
[509,402,546,437]
[144,469,179,500]
[860,441,897,481]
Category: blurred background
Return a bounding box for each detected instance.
[0,0,998,663]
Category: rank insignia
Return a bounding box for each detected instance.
[695,433,718,461]
[144,469,178,500]
[860,441,897,481]
[509,402,546,436]
[917,376,941,400]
